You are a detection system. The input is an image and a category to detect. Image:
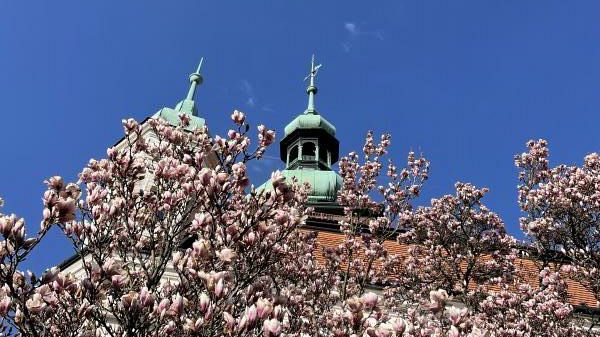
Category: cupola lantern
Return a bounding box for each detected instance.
[260,55,342,203]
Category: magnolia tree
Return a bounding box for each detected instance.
[516,139,600,328]
[0,113,596,337]
[326,134,585,336]
[0,113,312,337]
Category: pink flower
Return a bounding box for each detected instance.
[388,318,406,334]
[122,118,138,135]
[274,211,290,226]
[0,297,11,316]
[258,125,275,147]
[111,274,127,288]
[447,306,467,325]
[246,305,257,324]
[231,110,246,125]
[374,324,393,337]
[44,176,64,190]
[61,183,81,199]
[256,298,273,319]
[139,287,154,308]
[192,239,210,258]
[199,292,210,313]
[214,278,225,298]
[429,289,448,313]
[270,171,286,189]
[361,292,379,309]
[157,298,170,318]
[448,326,460,337]
[178,113,191,127]
[169,295,184,317]
[346,297,363,313]
[262,318,281,337]
[121,292,138,310]
[55,198,76,222]
[0,215,14,237]
[223,311,235,331]
[228,130,239,140]
[216,248,236,263]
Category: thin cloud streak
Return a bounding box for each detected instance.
[342,22,384,53]
[240,79,256,107]
[344,22,359,35]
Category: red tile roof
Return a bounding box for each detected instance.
[308,227,598,309]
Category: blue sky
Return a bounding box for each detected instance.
[1,1,600,271]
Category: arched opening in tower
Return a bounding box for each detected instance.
[303,142,316,161]
[289,145,299,166]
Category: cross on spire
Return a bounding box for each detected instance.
[304,54,322,114]
[304,54,322,87]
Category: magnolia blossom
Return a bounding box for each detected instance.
[0,118,594,336]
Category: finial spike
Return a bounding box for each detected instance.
[175,58,205,116]
[184,57,204,103]
[196,57,204,74]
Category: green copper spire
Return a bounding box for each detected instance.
[175,58,204,116]
[154,59,206,130]
[304,54,322,114]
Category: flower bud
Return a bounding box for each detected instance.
[215,278,224,298]
[157,298,170,319]
[169,295,184,317]
[256,298,273,319]
[140,287,154,308]
[199,292,210,313]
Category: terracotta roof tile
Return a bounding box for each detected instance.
[305,227,598,309]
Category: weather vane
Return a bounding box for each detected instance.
[304,54,322,87]
[304,54,322,114]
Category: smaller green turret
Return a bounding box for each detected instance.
[154,58,206,130]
